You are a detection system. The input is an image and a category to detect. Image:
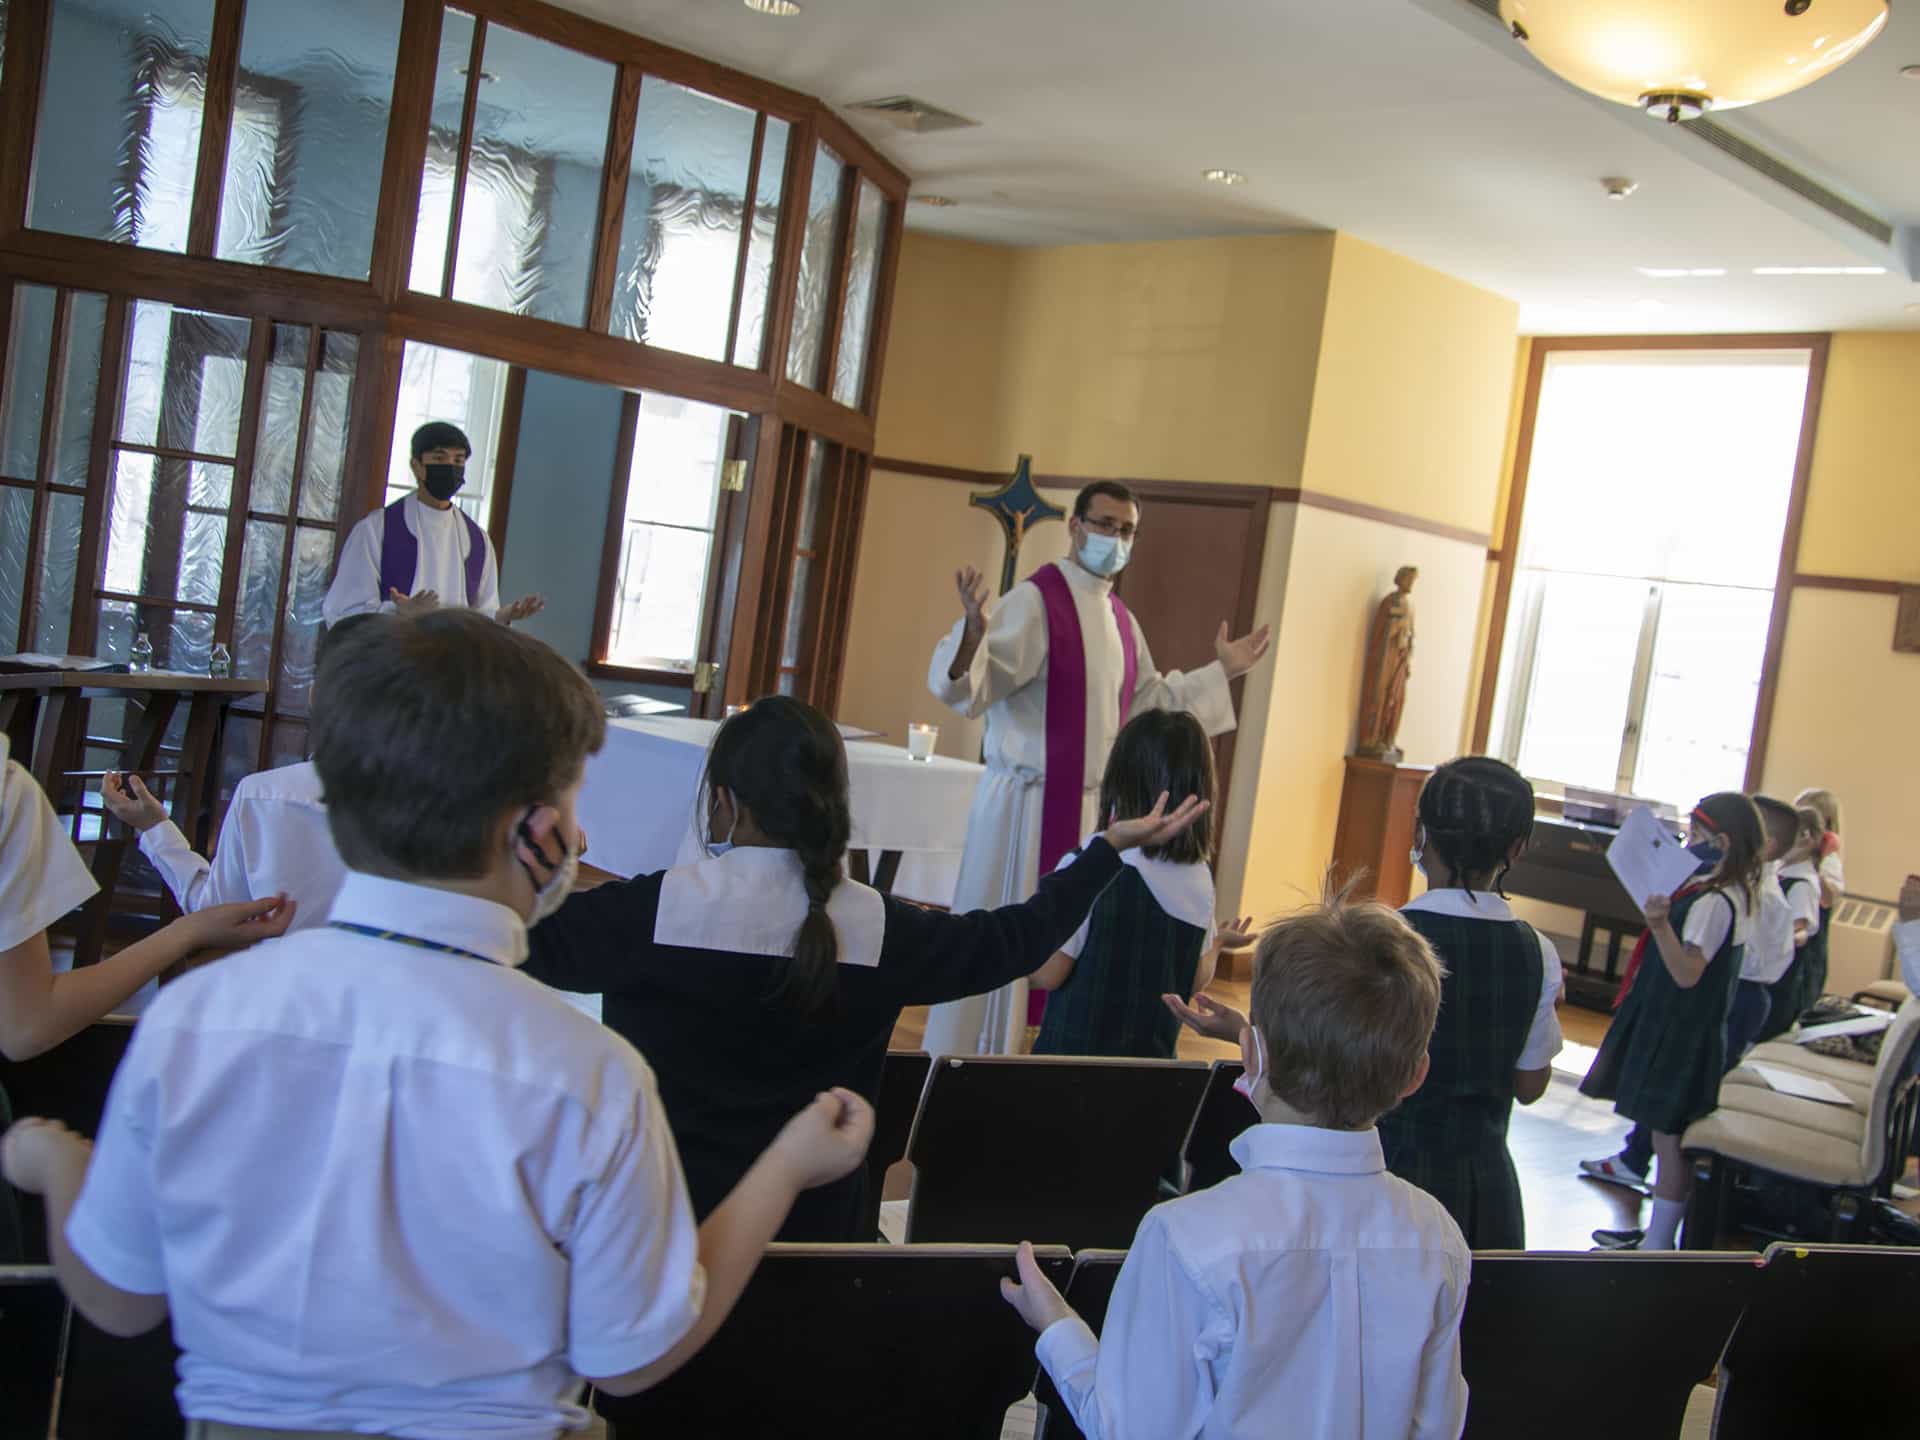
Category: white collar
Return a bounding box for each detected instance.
[1231,1123,1386,1177]
[327,871,529,967]
[1057,557,1114,596]
[656,847,886,968]
[1062,836,1214,932]
[1401,887,1518,923]
[1779,858,1819,881]
[238,759,325,804]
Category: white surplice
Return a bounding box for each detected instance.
[922,558,1235,1055]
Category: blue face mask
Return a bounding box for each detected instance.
[1078,531,1132,578]
[1687,837,1723,870]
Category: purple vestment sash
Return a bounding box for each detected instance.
[378,497,487,607]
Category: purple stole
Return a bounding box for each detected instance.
[378,497,487,607]
[1030,561,1140,876]
[1028,563,1137,1027]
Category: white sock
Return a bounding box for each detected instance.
[1643,1196,1686,1250]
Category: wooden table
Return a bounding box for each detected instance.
[0,666,268,965]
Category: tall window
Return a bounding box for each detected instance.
[1490,348,1812,807]
[384,342,512,531]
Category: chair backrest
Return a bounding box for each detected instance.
[594,1243,1073,1440]
[1181,1058,1250,1194]
[858,1050,932,1239]
[1714,1243,1920,1438]
[1857,998,1920,1183]
[0,1019,136,1260]
[904,1056,1209,1249]
[1459,1252,1755,1440]
[0,1265,67,1439]
[54,1308,185,1440]
[1033,1250,1127,1440]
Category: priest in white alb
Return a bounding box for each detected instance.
[922,480,1272,1055]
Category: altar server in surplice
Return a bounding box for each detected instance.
[922,480,1271,1056]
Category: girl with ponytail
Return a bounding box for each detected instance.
[520,696,1209,1241]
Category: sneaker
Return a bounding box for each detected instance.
[1579,1154,1651,1193]
[1591,1227,1645,1250]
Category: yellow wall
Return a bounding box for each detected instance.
[1299,235,1520,531]
[1798,333,1920,580]
[995,234,1335,487]
[870,233,1017,469]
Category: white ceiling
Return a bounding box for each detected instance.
[558,0,1920,334]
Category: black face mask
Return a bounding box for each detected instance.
[422,463,466,501]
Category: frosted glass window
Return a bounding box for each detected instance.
[408,8,475,296]
[1491,350,1811,807]
[32,0,214,249]
[613,80,757,359]
[785,145,846,388]
[301,333,359,523]
[385,341,510,532]
[831,180,888,407]
[0,285,55,480]
[0,486,28,646]
[450,24,615,326]
[605,393,737,670]
[217,0,403,279]
[119,302,250,457]
[250,324,312,515]
[732,119,789,369]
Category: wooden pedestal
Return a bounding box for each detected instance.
[1330,756,1433,909]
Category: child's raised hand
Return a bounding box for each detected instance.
[1162,991,1246,1042]
[1216,916,1259,951]
[101,771,169,833]
[1,1117,90,1196]
[1642,892,1673,928]
[176,894,296,951]
[769,1087,874,1192]
[999,1240,1075,1334]
[1103,791,1211,854]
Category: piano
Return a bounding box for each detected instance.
[1504,790,1684,1012]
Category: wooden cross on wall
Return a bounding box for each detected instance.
[970,454,1066,596]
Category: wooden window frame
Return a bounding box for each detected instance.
[1469,333,1831,794]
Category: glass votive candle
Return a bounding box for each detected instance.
[907,723,939,762]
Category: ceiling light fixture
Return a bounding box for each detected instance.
[1752,265,1888,275]
[1499,0,1889,123]
[1601,176,1638,199]
[1901,64,1920,79]
[913,194,958,207]
[743,0,802,15]
[1202,168,1247,185]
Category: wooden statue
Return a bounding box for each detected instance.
[1356,566,1417,763]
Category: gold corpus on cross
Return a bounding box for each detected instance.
[969,454,1066,595]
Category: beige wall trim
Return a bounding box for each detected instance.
[871,458,1492,548]
[1790,573,1907,595]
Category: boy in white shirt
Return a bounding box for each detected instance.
[2,611,872,1439]
[1001,893,1467,1440]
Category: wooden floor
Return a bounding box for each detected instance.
[889,975,1650,1250]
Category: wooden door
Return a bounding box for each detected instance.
[1112,481,1270,831]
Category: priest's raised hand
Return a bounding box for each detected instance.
[1215,620,1273,680]
[947,565,993,679]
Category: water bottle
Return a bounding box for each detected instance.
[130,629,153,673]
[209,643,231,679]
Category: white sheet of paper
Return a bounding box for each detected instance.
[4,652,112,670]
[1604,805,1696,912]
[1793,1013,1893,1043]
[1745,1062,1855,1106]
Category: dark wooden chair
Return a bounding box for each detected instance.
[0,1019,136,1261]
[1459,1252,1755,1440]
[1712,1243,1920,1438]
[0,1266,67,1439]
[1032,1249,1126,1440]
[858,1049,931,1240]
[903,1056,1210,1250]
[54,1309,185,1440]
[595,1243,1073,1440]
[1181,1058,1249,1194]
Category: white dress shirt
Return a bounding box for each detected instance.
[1743,863,1796,985]
[137,760,340,932]
[65,872,702,1439]
[1036,1124,1471,1440]
[1894,919,1920,996]
[320,493,502,626]
[1401,887,1564,1069]
[1777,859,1822,938]
[0,743,99,951]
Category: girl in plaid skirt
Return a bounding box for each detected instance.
[1581,792,1763,1250]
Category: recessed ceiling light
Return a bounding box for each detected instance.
[1202,168,1247,185]
[1636,267,1727,278]
[1901,64,1920,79]
[743,0,801,14]
[1753,265,1888,276]
[913,194,958,207]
